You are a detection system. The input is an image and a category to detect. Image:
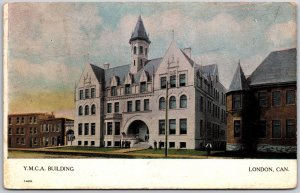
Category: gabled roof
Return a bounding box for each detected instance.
[228,63,250,92]
[202,64,218,77]
[129,15,151,44]
[90,64,105,83]
[249,48,296,86]
[180,49,194,66]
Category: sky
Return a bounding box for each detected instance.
[7,2,296,119]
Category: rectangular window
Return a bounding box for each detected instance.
[180,119,187,134]
[272,120,281,138]
[144,99,150,111]
[258,92,267,107]
[78,141,82,146]
[85,89,90,99]
[159,120,165,135]
[125,84,131,94]
[272,91,281,106]
[258,120,266,138]
[84,141,88,146]
[179,74,186,86]
[170,75,176,88]
[8,128,12,135]
[91,88,96,98]
[8,117,11,125]
[91,123,95,135]
[111,86,117,96]
[21,138,25,145]
[114,102,119,113]
[115,122,120,135]
[91,141,95,146]
[34,128,37,134]
[33,116,37,123]
[80,90,83,100]
[16,117,20,124]
[84,123,89,135]
[234,120,241,137]
[286,119,295,138]
[107,103,112,113]
[16,138,19,144]
[21,128,25,134]
[107,122,113,135]
[160,77,166,89]
[21,117,25,124]
[180,142,186,149]
[78,123,82,135]
[30,127,33,134]
[140,82,147,93]
[169,142,175,148]
[127,101,132,112]
[139,46,143,54]
[286,90,295,104]
[232,94,241,109]
[114,141,121,147]
[169,119,176,135]
[200,96,204,112]
[107,141,112,147]
[135,100,141,111]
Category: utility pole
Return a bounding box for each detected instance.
[164,80,169,157]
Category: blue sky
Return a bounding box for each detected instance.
[7,2,296,118]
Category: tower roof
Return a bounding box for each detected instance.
[228,62,250,92]
[129,15,151,44]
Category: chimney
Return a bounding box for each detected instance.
[183,47,191,58]
[103,62,110,69]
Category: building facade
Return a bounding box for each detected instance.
[8,113,74,148]
[74,16,226,149]
[226,48,297,153]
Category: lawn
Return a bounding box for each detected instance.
[134,149,223,156]
[50,146,121,152]
[8,150,93,159]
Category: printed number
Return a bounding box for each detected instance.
[24,180,32,183]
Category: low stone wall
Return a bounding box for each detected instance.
[256,144,297,153]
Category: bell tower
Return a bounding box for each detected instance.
[129,15,151,74]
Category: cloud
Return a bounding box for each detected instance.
[266,21,296,47]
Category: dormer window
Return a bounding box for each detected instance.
[111,86,117,96]
[140,82,147,93]
[125,84,131,94]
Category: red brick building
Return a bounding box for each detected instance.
[226,48,296,153]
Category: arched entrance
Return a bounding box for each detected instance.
[127,120,149,142]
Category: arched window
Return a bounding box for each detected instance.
[134,46,137,54]
[85,105,89,115]
[91,104,96,115]
[159,97,166,110]
[78,106,83,116]
[180,95,187,108]
[169,96,176,109]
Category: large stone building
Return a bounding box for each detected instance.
[226,48,297,153]
[74,16,226,149]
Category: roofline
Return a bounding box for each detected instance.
[249,81,296,88]
[8,113,54,116]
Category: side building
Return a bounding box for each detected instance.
[226,48,296,153]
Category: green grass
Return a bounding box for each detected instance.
[134,149,223,156]
[8,150,92,159]
[50,146,121,152]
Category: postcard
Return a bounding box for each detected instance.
[3,1,297,189]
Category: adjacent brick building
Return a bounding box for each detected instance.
[226,48,296,153]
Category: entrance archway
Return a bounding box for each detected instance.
[127,120,149,142]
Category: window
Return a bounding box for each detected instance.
[258,92,267,107]
[136,100,141,111]
[84,123,89,135]
[258,120,266,138]
[169,119,176,135]
[125,84,131,94]
[139,46,143,54]
[180,95,187,108]
[91,141,95,146]
[159,97,166,110]
[78,141,82,146]
[179,74,186,86]
[85,105,89,115]
[78,106,83,116]
[180,142,186,149]
[8,117,11,125]
[159,120,165,135]
[170,75,176,88]
[145,48,148,56]
[127,101,132,112]
[21,138,25,145]
[169,96,176,109]
[16,117,20,124]
[91,104,96,115]
[272,91,281,106]
[133,46,137,54]
[78,123,82,135]
[30,127,33,134]
[160,77,166,89]
[144,99,149,111]
[114,141,121,147]
[91,88,95,98]
[234,120,241,137]
[114,102,119,113]
[51,137,55,145]
[107,141,112,147]
[286,119,295,138]
[232,94,241,109]
[180,119,187,134]
[286,90,295,104]
[115,122,120,135]
[200,96,204,112]
[85,89,90,99]
[84,141,88,146]
[79,90,83,100]
[34,128,37,134]
[111,86,117,96]
[107,103,112,113]
[91,123,95,135]
[8,128,12,135]
[33,116,37,123]
[21,117,24,124]
[140,82,147,93]
[272,120,281,138]
[169,142,175,148]
[21,128,25,134]
[16,138,19,144]
[33,137,37,145]
[107,122,113,135]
